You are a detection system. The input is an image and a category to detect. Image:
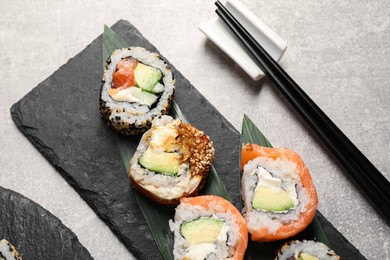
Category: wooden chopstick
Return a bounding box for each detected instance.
[215,1,390,223]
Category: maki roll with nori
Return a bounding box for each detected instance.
[240,144,318,242]
[275,240,340,260]
[129,116,215,205]
[169,195,248,260]
[0,239,22,260]
[100,47,175,135]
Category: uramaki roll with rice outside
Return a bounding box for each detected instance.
[129,116,215,205]
[0,239,22,260]
[240,144,318,242]
[275,240,340,260]
[169,195,248,260]
[100,47,175,135]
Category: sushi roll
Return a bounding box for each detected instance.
[240,144,318,242]
[100,47,175,135]
[0,239,22,260]
[129,116,215,205]
[275,240,340,260]
[169,195,248,260]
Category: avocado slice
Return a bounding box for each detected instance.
[297,252,320,260]
[139,148,180,175]
[134,63,162,93]
[180,218,224,244]
[252,186,295,212]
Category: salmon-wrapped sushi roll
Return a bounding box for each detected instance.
[240,144,318,242]
[169,195,248,260]
[129,116,215,205]
[100,47,175,135]
[275,240,340,260]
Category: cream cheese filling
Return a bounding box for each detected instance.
[252,167,298,213]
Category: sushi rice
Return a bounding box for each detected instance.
[242,156,310,234]
[0,239,22,260]
[275,240,340,260]
[240,144,318,242]
[169,196,248,260]
[100,47,175,135]
[129,116,215,205]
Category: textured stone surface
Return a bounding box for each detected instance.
[0,186,93,260]
[1,0,389,259]
[10,20,365,260]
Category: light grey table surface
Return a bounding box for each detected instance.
[1,0,389,259]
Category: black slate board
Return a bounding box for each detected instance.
[10,20,365,259]
[0,186,93,260]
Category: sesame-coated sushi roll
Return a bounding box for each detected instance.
[169,195,248,260]
[240,144,318,242]
[275,240,340,260]
[129,116,215,205]
[100,47,175,135]
[0,239,22,260]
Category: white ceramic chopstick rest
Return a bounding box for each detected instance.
[199,0,287,80]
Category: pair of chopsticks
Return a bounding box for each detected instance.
[215,1,390,223]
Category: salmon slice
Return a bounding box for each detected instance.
[180,195,248,260]
[241,144,318,242]
[112,57,138,88]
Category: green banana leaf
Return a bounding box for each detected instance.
[240,114,329,259]
[102,25,229,260]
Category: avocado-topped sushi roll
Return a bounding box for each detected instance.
[240,144,318,242]
[100,47,175,135]
[169,195,248,260]
[275,240,340,260]
[0,239,22,260]
[129,116,215,205]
